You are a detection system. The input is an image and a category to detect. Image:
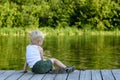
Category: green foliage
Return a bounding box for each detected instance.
[0,0,120,30]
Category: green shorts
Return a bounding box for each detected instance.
[32,60,53,74]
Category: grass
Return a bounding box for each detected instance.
[0,27,120,36]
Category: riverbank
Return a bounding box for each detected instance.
[0,27,120,36]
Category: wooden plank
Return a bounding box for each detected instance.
[0,70,5,75]
[5,71,24,80]
[0,70,15,80]
[30,74,45,80]
[18,71,34,80]
[67,70,80,80]
[79,70,91,80]
[91,70,102,80]
[0,70,119,80]
[54,73,68,80]
[101,70,115,80]
[42,73,56,80]
[112,69,120,80]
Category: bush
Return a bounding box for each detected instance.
[0,0,120,30]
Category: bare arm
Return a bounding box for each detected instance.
[39,46,44,60]
[22,61,28,73]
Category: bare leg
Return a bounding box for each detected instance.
[49,58,75,74]
[50,58,66,68]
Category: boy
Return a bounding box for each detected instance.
[22,30,75,74]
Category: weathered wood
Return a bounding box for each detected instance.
[18,71,34,80]
[0,70,5,74]
[80,70,91,80]
[42,73,56,80]
[91,70,102,80]
[112,69,120,80]
[0,70,15,80]
[67,70,80,80]
[54,73,68,80]
[30,74,45,80]
[0,70,120,80]
[5,71,24,80]
[101,70,115,80]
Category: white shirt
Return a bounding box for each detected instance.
[26,45,41,68]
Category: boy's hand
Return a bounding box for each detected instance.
[21,70,28,73]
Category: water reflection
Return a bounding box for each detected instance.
[0,35,120,70]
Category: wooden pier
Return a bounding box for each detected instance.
[0,69,120,80]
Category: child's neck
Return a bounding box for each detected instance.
[31,43,41,46]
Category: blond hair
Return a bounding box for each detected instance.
[30,30,44,44]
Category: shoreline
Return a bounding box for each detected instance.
[0,27,120,36]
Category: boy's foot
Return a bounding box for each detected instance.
[65,66,75,73]
[49,68,66,74]
[49,66,75,74]
[80,68,86,71]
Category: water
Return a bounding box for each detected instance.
[0,35,120,70]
